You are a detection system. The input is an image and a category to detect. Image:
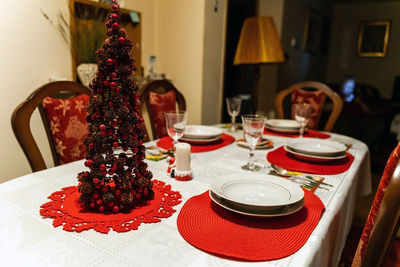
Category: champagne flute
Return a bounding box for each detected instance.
[165,111,187,147]
[241,114,266,171]
[294,103,312,138]
[226,97,242,132]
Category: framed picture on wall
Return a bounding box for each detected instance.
[357,20,391,57]
[302,8,323,54]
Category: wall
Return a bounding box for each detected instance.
[201,0,227,125]
[2,0,208,182]
[326,1,400,98]
[124,0,154,76]
[278,0,334,90]
[257,0,285,116]
[0,0,72,183]
[154,0,205,125]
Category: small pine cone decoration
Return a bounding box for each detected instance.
[138,176,149,187]
[79,193,91,206]
[91,168,103,178]
[92,134,102,144]
[117,105,129,117]
[121,192,134,206]
[102,191,114,204]
[79,182,94,194]
[77,171,86,182]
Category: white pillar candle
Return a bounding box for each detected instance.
[175,143,191,172]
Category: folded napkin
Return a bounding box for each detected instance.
[267,146,354,175]
[237,138,273,149]
[177,190,325,261]
[145,146,174,161]
[264,128,330,139]
[156,133,235,153]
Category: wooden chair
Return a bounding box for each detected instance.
[11,81,91,172]
[275,81,343,132]
[339,142,400,266]
[139,79,186,141]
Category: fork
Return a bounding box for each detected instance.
[287,176,329,191]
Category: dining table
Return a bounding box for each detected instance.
[0,126,371,266]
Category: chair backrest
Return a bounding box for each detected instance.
[275,81,343,132]
[352,142,400,267]
[139,79,186,140]
[11,81,91,172]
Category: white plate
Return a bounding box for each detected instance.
[180,134,222,144]
[266,119,300,129]
[210,174,304,208]
[209,190,305,217]
[266,126,300,133]
[284,145,347,162]
[183,125,223,139]
[287,138,347,156]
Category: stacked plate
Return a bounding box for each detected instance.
[209,174,305,217]
[266,119,300,133]
[181,125,223,144]
[284,138,347,162]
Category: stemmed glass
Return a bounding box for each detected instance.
[294,103,312,138]
[241,114,266,171]
[226,97,242,132]
[165,111,188,147]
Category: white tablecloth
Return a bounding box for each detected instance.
[0,129,371,267]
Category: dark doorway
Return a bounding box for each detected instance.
[222,0,256,123]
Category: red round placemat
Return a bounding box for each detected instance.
[177,190,324,261]
[267,146,354,175]
[264,128,330,139]
[156,133,235,153]
[40,180,181,234]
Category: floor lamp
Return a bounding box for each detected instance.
[234,16,285,114]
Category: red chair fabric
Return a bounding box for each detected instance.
[149,90,177,138]
[291,89,327,130]
[41,95,90,164]
[351,142,400,265]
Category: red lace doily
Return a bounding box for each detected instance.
[40,180,181,234]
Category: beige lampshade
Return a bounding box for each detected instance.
[234,16,285,65]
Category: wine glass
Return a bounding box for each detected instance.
[241,114,266,171]
[226,97,242,132]
[294,103,312,138]
[165,111,188,147]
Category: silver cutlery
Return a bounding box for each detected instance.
[271,164,333,187]
[286,177,330,190]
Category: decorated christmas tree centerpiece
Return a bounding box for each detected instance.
[77,0,153,213]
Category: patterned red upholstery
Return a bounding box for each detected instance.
[352,142,400,265]
[41,95,90,164]
[291,89,327,129]
[149,90,177,138]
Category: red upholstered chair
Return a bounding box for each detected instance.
[11,81,91,172]
[340,142,400,266]
[139,80,186,141]
[275,81,343,132]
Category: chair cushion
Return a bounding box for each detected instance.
[291,89,327,129]
[149,90,177,138]
[41,94,90,164]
